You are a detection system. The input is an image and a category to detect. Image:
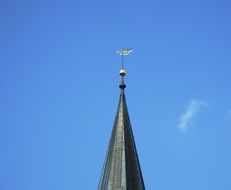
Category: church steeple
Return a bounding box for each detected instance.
[98,59,145,189]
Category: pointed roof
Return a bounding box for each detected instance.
[98,78,145,190]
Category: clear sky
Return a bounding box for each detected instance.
[0,0,231,189]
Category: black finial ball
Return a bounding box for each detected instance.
[119,78,126,89]
[119,84,126,89]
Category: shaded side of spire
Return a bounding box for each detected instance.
[98,84,145,190]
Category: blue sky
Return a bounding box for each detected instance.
[0,0,231,189]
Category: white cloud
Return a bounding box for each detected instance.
[178,99,207,131]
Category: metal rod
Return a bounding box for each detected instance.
[121,48,124,69]
[122,54,124,69]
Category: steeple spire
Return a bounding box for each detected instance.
[98,51,145,190]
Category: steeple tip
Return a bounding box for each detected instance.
[99,62,145,189]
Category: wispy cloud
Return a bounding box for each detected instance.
[225,110,231,120]
[226,110,231,117]
[178,99,207,131]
